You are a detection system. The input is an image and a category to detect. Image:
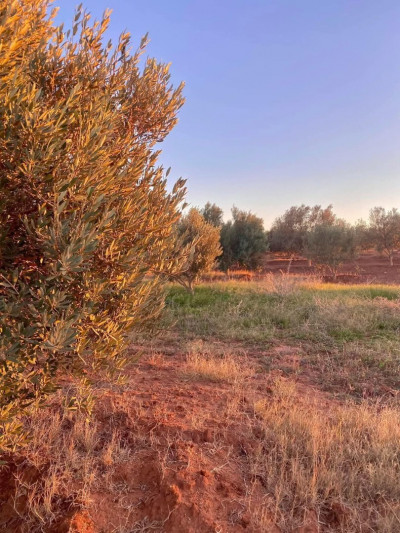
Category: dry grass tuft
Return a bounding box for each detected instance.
[183,341,250,384]
[250,378,400,532]
[1,388,133,532]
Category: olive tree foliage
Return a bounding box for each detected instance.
[368,207,400,266]
[0,1,187,450]
[220,207,268,271]
[353,220,371,250]
[201,202,223,228]
[172,209,221,293]
[305,223,358,278]
[269,204,336,271]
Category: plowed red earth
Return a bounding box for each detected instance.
[264,250,400,284]
[0,343,325,533]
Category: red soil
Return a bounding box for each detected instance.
[263,250,400,284]
[1,252,397,531]
[0,342,328,533]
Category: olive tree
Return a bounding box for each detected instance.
[353,220,371,250]
[220,207,268,270]
[0,1,186,450]
[269,205,336,271]
[305,223,358,279]
[201,202,224,227]
[172,209,221,293]
[368,207,400,266]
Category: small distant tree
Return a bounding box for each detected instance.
[354,219,372,250]
[201,202,224,227]
[220,222,234,270]
[173,209,222,293]
[220,207,268,270]
[269,205,336,271]
[305,223,357,279]
[368,207,400,266]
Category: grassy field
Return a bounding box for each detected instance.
[165,276,400,398]
[3,275,400,532]
[166,277,400,344]
[163,277,400,531]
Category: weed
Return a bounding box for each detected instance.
[183,341,249,384]
[251,379,400,532]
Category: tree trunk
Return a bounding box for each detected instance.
[390,253,394,267]
[287,254,294,274]
[187,279,194,295]
[307,258,312,267]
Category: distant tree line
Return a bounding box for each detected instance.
[175,203,400,290]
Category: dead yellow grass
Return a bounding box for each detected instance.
[184,352,243,383]
[183,341,249,384]
[193,275,400,295]
[201,269,255,282]
[3,345,400,532]
[0,389,133,532]
[4,278,400,532]
[250,378,400,532]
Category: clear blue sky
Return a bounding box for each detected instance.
[58,1,400,227]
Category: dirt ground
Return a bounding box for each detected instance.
[0,340,330,533]
[263,250,400,284]
[1,257,400,532]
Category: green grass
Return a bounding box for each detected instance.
[165,281,400,344]
[164,279,400,397]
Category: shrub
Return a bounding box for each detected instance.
[172,208,221,293]
[305,223,358,278]
[220,207,268,270]
[0,1,186,450]
[200,202,224,227]
[269,204,336,271]
[368,207,400,266]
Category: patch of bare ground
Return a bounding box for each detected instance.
[0,344,285,532]
[263,250,400,284]
[2,337,400,532]
[203,250,400,284]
